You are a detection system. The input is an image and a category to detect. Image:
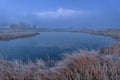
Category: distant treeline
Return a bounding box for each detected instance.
[9,22,37,30]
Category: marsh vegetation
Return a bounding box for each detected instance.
[0,29,120,80]
[0,47,120,80]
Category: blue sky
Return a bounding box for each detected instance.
[0,0,120,28]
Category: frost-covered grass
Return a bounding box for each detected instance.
[0,49,120,80]
[100,42,120,55]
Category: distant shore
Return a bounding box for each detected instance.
[72,29,120,40]
[0,28,120,41]
[0,32,39,40]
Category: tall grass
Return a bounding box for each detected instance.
[100,42,120,55]
[0,49,120,80]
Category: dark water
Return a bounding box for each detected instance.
[0,32,116,61]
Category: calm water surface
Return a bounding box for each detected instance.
[0,32,116,61]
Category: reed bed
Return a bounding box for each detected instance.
[100,42,120,55]
[0,49,120,80]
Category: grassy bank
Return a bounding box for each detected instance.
[0,32,39,40]
[0,49,120,80]
[75,29,120,40]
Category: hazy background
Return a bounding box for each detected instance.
[0,0,120,29]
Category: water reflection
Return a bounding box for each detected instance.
[0,32,116,62]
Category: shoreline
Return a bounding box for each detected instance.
[72,29,120,55]
[73,29,120,41]
[0,32,40,40]
[0,29,120,80]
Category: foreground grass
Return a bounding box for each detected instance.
[0,43,120,80]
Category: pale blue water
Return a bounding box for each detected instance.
[0,32,116,61]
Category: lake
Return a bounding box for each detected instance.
[0,32,116,62]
